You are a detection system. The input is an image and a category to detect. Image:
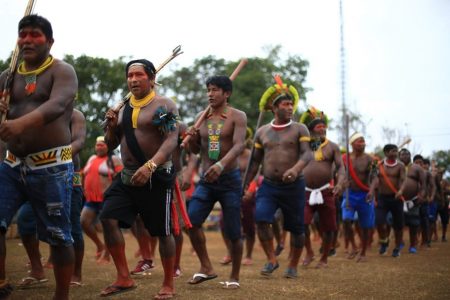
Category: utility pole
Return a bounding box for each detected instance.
[339,0,348,147]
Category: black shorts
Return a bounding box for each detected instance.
[375,193,404,230]
[100,167,175,237]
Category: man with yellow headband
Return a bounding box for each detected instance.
[101,59,179,299]
[244,92,312,279]
[299,107,345,269]
[0,15,77,300]
[341,132,377,262]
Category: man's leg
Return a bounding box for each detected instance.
[173,232,183,276]
[157,235,175,297]
[343,220,358,258]
[302,225,315,264]
[288,233,304,269]
[229,238,243,282]
[21,234,46,280]
[188,225,215,275]
[51,244,74,300]
[318,231,333,266]
[101,218,134,287]
[257,222,276,264]
[0,232,13,298]
[81,207,107,261]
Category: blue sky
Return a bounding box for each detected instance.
[1,0,449,156]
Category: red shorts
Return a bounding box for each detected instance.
[304,188,337,232]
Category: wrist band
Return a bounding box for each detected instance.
[145,159,157,172]
[215,161,224,172]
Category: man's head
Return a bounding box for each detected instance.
[126,59,156,99]
[412,154,424,167]
[17,15,54,61]
[399,148,411,164]
[383,144,398,160]
[350,132,366,152]
[205,75,232,107]
[421,157,430,170]
[95,136,108,157]
[272,94,293,121]
[299,107,328,139]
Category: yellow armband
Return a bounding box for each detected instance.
[254,142,263,149]
[299,136,311,142]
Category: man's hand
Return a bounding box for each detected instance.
[130,165,153,186]
[105,109,119,129]
[0,119,26,141]
[282,168,297,183]
[333,184,344,197]
[204,163,222,183]
[366,191,374,203]
[179,173,192,191]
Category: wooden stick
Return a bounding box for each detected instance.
[0,0,36,123]
[180,58,248,148]
[101,45,183,128]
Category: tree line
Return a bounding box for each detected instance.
[1,46,449,176]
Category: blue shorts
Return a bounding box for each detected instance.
[17,186,83,245]
[84,201,104,214]
[341,190,375,229]
[0,162,74,246]
[255,178,305,235]
[188,169,242,240]
[428,202,438,222]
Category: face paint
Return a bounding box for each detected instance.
[18,28,47,46]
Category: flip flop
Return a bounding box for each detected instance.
[17,276,49,289]
[154,291,175,299]
[188,273,218,284]
[220,281,240,289]
[100,284,136,297]
[70,281,83,287]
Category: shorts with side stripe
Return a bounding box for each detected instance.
[100,167,175,237]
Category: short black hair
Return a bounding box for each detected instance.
[399,148,410,155]
[422,158,430,165]
[273,93,293,107]
[206,75,232,93]
[19,15,53,41]
[126,59,156,78]
[383,144,397,153]
[413,154,424,162]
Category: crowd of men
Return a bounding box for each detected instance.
[0,14,448,300]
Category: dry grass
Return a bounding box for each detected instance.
[5,228,450,300]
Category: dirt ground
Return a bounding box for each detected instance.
[4,227,450,300]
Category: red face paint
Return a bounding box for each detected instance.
[18,28,47,46]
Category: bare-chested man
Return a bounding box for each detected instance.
[371,144,406,257]
[341,133,376,262]
[245,92,312,279]
[186,75,247,289]
[0,15,78,300]
[398,150,426,254]
[420,158,439,247]
[101,59,179,299]
[300,107,345,268]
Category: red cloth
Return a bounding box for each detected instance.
[83,156,108,202]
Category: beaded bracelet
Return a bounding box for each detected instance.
[145,159,157,173]
[215,161,224,172]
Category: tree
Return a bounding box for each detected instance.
[159,45,310,129]
[63,55,128,164]
[432,150,450,178]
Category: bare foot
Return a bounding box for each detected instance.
[315,261,328,269]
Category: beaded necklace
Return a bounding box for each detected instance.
[17,56,54,95]
[207,107,227,160]
[270,119,292,131]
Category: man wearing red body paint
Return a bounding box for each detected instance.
[0,15,78,300]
